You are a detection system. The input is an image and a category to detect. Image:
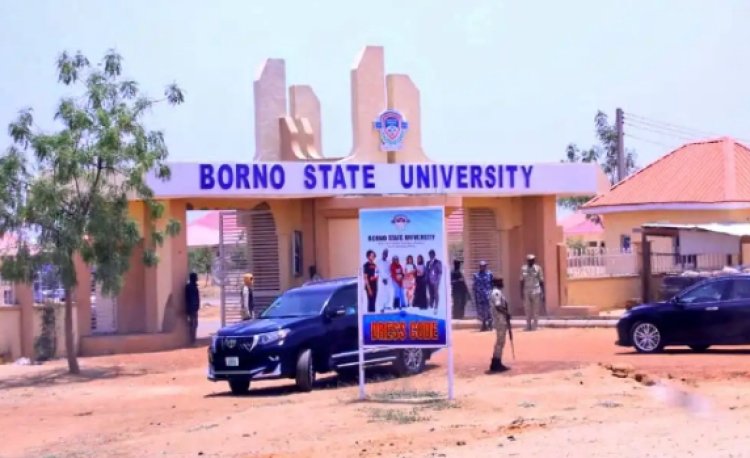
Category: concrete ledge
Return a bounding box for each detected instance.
[80,331,189,356]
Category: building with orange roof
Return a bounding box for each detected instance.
[582,136,750,257]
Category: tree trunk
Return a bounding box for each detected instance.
[64,289,80,374]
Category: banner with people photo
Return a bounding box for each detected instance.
[358,206,449,348]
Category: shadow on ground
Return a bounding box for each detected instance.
[0,365,153,390]
[204,364,440,399]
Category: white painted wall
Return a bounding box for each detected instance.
[679,230,739,255]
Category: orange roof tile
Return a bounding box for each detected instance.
[583,137,750,209]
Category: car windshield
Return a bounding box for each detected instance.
[260,289,332,318]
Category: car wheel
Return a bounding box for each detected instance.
[228,379,250,395]
[392,348,426,377]
[689,345,711,353]
[295,348,315,392]
[631,322,664,353]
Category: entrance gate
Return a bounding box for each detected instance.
[218,205,281,326]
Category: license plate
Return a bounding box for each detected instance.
[225,357,239,367]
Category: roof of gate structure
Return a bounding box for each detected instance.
[253,45,430,164]
[135,45,607,200]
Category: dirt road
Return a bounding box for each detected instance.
[2,328,750,458]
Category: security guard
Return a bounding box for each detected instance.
[520,254,544,331]
[489,277,510,373]
[472,261,494,331]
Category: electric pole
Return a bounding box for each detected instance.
[615,107,625,182]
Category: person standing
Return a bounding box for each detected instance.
[413,255,428,309]
[473,261,494,331]
[184,272,200,345]
[363,250,378,312]
[450,260,469,319]
[489,277,511,373]
[376,249,393,312]
[240,273,255,320]
[390,255,406,309]
[426,249,443,313]
[403,255,416,308]
[520,254,544,331]
[308,265,322,282]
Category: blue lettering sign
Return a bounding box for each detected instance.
[200,164,215,189]
[269,165,285,189]
[217,164,233,190]
[363,164,375,189]
[236,164,250,189]
[195,162,532,193]
[303,164,316,189]
[521,165,533,188]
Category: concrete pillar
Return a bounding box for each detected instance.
[348,46,386,162]
[289,85,322,156]
[253,58,287,161]
[520,196,561,315]
[386,74,426,163]
[16,283,34,358]
[117,243,146,333]
[73,253,91,338]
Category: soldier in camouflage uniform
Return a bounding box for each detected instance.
[520,254,544,331]
[473,260,494,331]
[489,277,511,373]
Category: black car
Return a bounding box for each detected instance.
[616,274,750,353]
[208,277,436,394]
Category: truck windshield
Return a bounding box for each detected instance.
[260,289,332,318]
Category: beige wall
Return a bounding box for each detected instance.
[567,276,641,311]
[0,306,20,362]
[603,209,750,252]
[327,218,359,278]
[0,303,76,362]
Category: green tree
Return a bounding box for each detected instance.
[559,110,638,211]
[189,247,214,286]
[0,50,184,374]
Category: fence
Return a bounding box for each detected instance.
[567,248,638,278]
[649,252,734,275]
[568,247,737,279]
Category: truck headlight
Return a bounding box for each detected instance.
[257,329,290,346]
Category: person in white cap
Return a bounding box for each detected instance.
[520,254,544,330]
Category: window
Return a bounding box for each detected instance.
[678,281,728,304]
[620,235,631,253]
[327,286,358,316]
[292,231,303,277]
[727,279,750,301]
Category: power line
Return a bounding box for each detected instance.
[624,111,750,144]
[624,112,722,138]
[624,133,673,149]
[624,121,696,142]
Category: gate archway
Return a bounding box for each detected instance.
[218,203,280,325]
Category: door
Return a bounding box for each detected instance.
[325,285,359,367]
[717,278,750,344]
[668,279,730,344]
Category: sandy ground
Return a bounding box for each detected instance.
[2,328,750,458]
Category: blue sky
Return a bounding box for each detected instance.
[3,0,750,215]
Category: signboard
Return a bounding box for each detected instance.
[146,161,601,198]
[358,206,450,347]
[373,109,408,151]
[356,206,454,399]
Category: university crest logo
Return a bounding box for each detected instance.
[373,110,409,152]
[391,214,410,231]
